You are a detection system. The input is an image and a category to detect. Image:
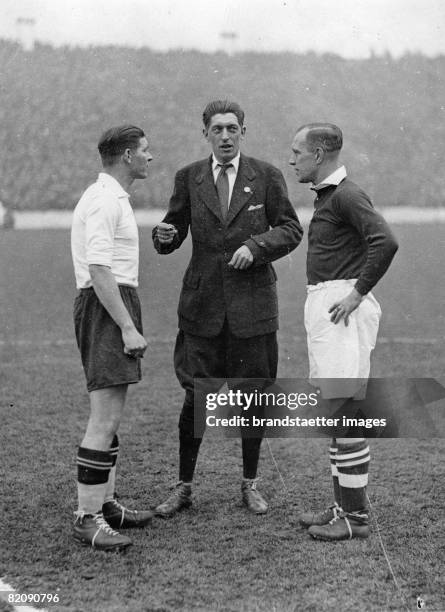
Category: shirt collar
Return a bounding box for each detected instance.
[97,172,129,198]
[212,152,241,174]
[312,165,347,192]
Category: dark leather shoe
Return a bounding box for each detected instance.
[308,510,369,541]
[298,502,340,528]
[102,498,154,529]
[242,480,268,514]
[154,482,192,518]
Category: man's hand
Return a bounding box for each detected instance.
[228,246,254,270]
[328,288,363,326]
[155,222,178,244]
[122,326,147,359]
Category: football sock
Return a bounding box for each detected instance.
[77,446,112,515]
[336,439,370,514]
[104,435,119,503]
[242,437,262,479]
[330,439,341,504]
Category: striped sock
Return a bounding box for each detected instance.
[77,447,112,515]
[329,439,341,505]
[336,439,370,514]
[104,435,119,503]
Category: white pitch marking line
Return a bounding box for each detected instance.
[0,577,48,612]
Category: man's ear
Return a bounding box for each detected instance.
[202,127,208,141]
[314,147,324,165]
[241,125,246,138]
[122,148,132,164]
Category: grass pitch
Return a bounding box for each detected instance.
[0,226,444,611]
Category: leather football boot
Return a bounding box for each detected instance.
[308,510,370,541]
[298,502,341,528]
[73,512,132,551]
[154,482,192,518]
[241,479,268,515]
[102,497,154,529]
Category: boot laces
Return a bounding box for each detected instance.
[109,498,126,512]
[243,477,260,491]
[171,481,191,497]
[328,507,345,525]
[328,504,341,522]
[93,513,120,536]
[328,509,353,539]
[74,511,120,536]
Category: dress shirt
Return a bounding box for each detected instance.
[211,152,240,207]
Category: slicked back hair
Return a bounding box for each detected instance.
[202,100,245,129]
[98,125,145,166]
[297,123,343,153]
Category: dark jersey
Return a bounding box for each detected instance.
[307,178,398,295]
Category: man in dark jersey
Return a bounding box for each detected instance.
[289,123,398,541]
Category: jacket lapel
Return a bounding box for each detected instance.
[195,157,224,222]
[226,155,256,226]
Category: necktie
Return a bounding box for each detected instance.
[215,163,232,220]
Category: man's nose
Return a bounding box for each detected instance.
[288,156,295,166]
[221,128,230,139]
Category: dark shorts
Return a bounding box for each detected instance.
[73,285,143,392]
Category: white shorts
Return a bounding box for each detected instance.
[304,279,381,397]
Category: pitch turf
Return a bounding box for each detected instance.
[0,226,444,612]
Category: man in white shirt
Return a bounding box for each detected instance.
[71,125,153,551]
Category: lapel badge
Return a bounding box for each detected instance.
[244,186,252,193]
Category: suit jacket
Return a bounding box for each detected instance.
[153,154,303,338]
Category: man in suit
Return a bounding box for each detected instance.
[153,100,303,516]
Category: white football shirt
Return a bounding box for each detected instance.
[71,172,139,289]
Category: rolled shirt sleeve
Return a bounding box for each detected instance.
[85,196,120,268]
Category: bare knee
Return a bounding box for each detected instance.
[82,385,127,450]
